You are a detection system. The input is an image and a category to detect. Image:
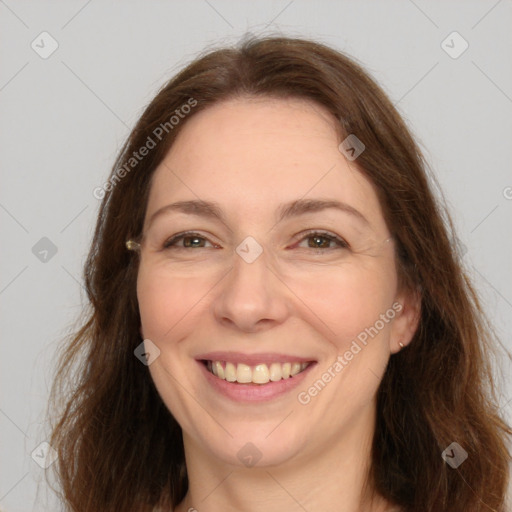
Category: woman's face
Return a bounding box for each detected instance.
[137,97,417,468]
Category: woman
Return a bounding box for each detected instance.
[48,36,511,511]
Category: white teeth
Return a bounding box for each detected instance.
[236,363,252,383]
[252,364,270,384]
[290,362,302,376]
[213,361,225,379]
[269,362,282,382]
[225,362,237,382]
[206,360,311,384]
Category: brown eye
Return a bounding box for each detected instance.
[295,231,349,251]
[308,234,332,249]
[163,232,216,249]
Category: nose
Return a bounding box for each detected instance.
[212,244,290,333]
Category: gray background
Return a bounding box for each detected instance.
[1,1,511,510]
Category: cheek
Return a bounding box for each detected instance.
[294,265,398,422]
[285,260,398,346]
[136,263,209,341]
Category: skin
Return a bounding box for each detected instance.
[136,97,419,512]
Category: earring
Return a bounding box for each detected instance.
[398,342,404,349]
[126,240,141,251]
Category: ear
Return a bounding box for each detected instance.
[389,287,421,354]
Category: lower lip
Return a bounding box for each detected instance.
[198,360,317,403]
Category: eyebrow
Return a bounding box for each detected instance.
[147,198,369,230]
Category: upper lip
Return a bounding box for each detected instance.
[195,351,317,366]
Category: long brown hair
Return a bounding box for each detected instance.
[48,35,511,512]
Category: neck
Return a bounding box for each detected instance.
[175,400,394,512]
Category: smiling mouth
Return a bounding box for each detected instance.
[201,360,313,385]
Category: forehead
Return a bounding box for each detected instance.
[145,97,387,233]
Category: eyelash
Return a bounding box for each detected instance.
[162,230,349,251]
